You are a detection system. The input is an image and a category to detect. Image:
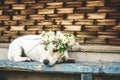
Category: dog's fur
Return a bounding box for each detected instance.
[8,34,69,66]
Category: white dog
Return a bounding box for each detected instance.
[8,31,69,66]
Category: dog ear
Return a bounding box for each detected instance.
[57,56,68,63]
[57,50,69,63]
[62,58,75,63]
[57,58,63,63]
[62,50,75,63]
[57,57,75,63]
[64,50,69,60]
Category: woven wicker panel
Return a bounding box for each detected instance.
[0,0,120,45]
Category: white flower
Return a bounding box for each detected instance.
[47,31,55,41]
[68,35,75,46]
[56,31,64,39]
[62,37,68,43]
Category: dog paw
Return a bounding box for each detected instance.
[24,57,32,62]
[13,57,32,62]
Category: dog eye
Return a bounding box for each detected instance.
[53,49,58,52]
[45,48,48,51]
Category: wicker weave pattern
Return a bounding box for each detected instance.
[0,0,120,45]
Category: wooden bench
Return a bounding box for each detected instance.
[0,60,120,80]
[0,43,120,80]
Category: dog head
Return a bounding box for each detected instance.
[40,31,75,66]
[43,43,68,66]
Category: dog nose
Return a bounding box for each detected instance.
[43,59,49,65]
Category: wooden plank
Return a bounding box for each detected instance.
[74,19,93,25]
[77,35,97,38]
[47,14,64,19]
[104,25,115,32]
[79,45,120,53]
[57,8,74,14]
[75,37,84,43]
[0,43,9,48]
[29,14,45,20]
[19,20,34,26]
[2,31,17,36]
[108,13,120,19]
[27,3,44,9]
[55,19,73,25]
[76,7,94,13]
[61,31,74,35]
[85,26,103,31]
[0,10,2,15]
[98,32,118,35]
[4,31,37,37]
[111,25,120,31]
[87,13,106,19]
[0,16,10,20]
[96,19,116,25]
[64,25,81,31]
[38,9,54,14]
[110,3,120,7]
[66,2,82,8]
[77,32,97,38]
[21,9,37,14]
[0,36,9,42]
[4,0,18,4]
[10,26,25,31]
[12,15,26,20]
[0,5,9,10]
[3,10,20,15]
[21,0,36,3]
[20,31,36,35]
[67,14,84,19]
[0,43,120,53]
[39,0,53,3]
[37,20,54,25]
[46,2,63,8]
[58,31,74,36]
[3,20,17,26]
[2,31,36,37]
[10,36,19,41]
[107,0,120,6]
[98,35,118,38]
[86,1,104,7]
[85,38,106,44]
[97,7,117,12]
[56,0,73,2]
[109,38,120,45]
[44,25,61,31]
[12,4,26,10]
[0,60,120,74]
[27,25,43,31]
[0,26,8,31]
[77,32,97,35]
[1,31,20,40]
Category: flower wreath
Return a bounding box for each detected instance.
[40,31,75,53]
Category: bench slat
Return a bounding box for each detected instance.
[0,60,120,74]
